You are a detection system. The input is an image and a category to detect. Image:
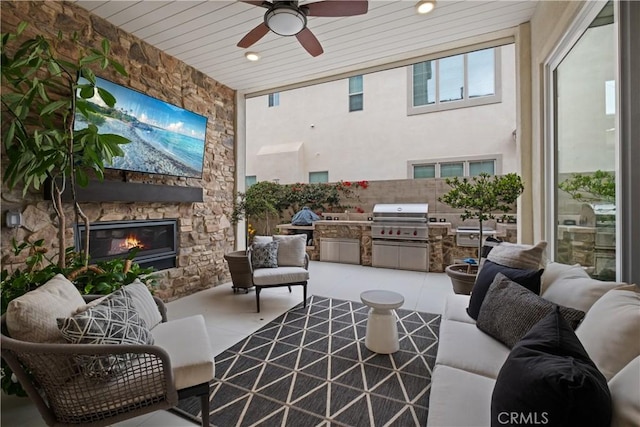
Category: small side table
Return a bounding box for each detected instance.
[360,290,405,354]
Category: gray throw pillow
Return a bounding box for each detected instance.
[251,241,279,269]
[57,288,154,379]
[477,273,585,348]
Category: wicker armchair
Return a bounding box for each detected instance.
[1,295,213,427]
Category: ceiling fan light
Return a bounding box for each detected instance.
[415,0,436,15]
[265,5,307,36]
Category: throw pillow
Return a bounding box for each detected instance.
[491,308,612,427]
[251,241,279,269]
[541,274,623,312]
[253,235,273,245]
[486,240,547,270]
[540,262,588,294]
[576,284,640,381]
[124,279,163,329]
[477,273,585,348]
[477,236,502,274]
[6,274,85,343]
[467,260,544,320]
[57,288,154,379]
[608,356,640,427]
[273,234,307,267]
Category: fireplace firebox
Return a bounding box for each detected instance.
[75,219,177,270]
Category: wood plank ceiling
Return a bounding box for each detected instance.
[74,0,539,95]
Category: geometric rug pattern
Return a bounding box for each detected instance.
[174,295,440,426]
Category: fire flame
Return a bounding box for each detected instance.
[120,235,144,251]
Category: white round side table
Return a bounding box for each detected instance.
[360,290,405,354]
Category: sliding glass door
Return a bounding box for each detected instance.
[552,2,617,280]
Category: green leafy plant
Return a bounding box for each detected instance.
[1,22,129,268]
[439,173,524,257]
[558,170,615,203]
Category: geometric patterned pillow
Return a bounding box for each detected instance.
[57,288,154,379]
[251,241,279,269]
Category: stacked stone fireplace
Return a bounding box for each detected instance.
[75,220,178,270]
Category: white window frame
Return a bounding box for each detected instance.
[348,75,363,112]
[408,155,502,179]
[407,47,503,115]
[268,92,279,107]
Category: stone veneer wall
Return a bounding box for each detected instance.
[0,1,236,300]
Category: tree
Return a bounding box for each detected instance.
[1,23,130,268]
[558,170,615,203]
[439,173,524,257]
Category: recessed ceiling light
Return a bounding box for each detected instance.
[415,0,436,15]
[245,52,260,61]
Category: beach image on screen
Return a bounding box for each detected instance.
[75,77,208,178]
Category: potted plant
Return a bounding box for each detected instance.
[1,22,129,269]
[439,173,524,294]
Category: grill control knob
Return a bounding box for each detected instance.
[397,230,401,235]
[413,230,417,236]
[380,229,385,235]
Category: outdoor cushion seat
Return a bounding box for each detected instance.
[248,235,310,312]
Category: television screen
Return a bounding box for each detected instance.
[75,76,208,178]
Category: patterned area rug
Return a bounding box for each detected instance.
[174,295,440,426]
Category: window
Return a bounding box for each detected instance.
[408,47,501,115]
[413,164,435,179]
[309,171,329,183]
[245,175,257,187]
[349,75,363,112]
[268,92,279,107]
[410,157,499,178]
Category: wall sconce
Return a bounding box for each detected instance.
[5,210,23,228]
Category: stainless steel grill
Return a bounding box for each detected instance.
[371,203,429,271]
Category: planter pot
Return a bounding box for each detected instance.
[445,264,479,295]
[224,251,253,293]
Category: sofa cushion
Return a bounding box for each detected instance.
[576,284,640,381]
[491,308,612,427]
[486,240,547,270]
[251,241,279,268]
[427,365,495,427]
[273,234,307,267]
[442,294,475,324]
[608,356,640,427]
[252,266,309,286]
[57,288,154,379]
[151,315,215,390]
[477,273,585,348]
[6,274,85,343]
[542,273,623,312]
[436,318,510,379]
[125,279,162,329]
[541,262,588,294]
[467,260,543,320]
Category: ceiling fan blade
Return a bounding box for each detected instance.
[296,28,324,57]
[304,0,368,17]
[239,0,270,8]
[237,23,270,48]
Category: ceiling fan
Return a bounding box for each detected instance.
[237,0,369,57]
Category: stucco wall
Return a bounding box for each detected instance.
[0,1,237,300]
[246,44,518,184]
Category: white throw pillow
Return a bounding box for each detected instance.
[487,241,547,270]
[273,234,306,267]
[608,356,640,427]
[541,262,588,294]
[576,284,640,381]
[125,279,163,329]
[542,275,623,312]
[253,235,273,244]
[6,274,85,343]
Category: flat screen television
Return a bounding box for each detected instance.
[75,76,208,178]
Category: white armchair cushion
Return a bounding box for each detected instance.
[273,234,307,267]
[253,267,309,286]
[151,315,215,390]
[7,274,85,343]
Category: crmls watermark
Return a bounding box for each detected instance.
[497,412,550,425]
